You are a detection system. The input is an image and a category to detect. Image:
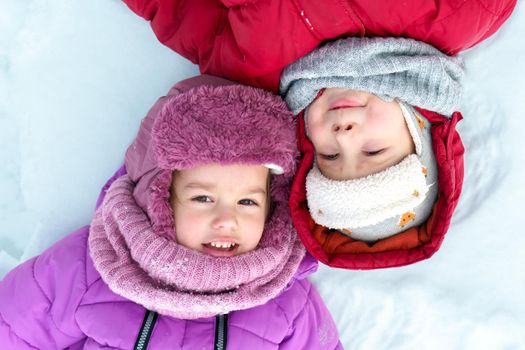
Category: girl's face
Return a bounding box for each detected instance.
[306,88,415,180]
[171,164,269,257]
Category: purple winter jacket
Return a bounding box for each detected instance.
[0,167,342,350]
[0,78,343,349]
[1,229,342,349]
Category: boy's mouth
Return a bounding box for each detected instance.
[202,242,239,257]
[329,98,364,111]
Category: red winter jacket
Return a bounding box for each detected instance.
[122,0,514,269]
[122,0,515,93]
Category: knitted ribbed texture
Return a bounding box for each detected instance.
[89,175,305,319]
[88,77,305,319]
[279,37,464,115]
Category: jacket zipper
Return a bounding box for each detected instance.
[134,310,158,350]
[134,310,227,349]
[214,314,229,350]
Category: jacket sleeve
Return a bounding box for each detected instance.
[279,280,343,350]
[119,0,293,92]
[121,0,224,66]
[0,227,90,349]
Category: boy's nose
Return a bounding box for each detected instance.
[331,120,353,133]
[329,108,363,133]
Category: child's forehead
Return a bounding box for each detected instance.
[172,164,270,190]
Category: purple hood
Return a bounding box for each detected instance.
[124,75,297,239]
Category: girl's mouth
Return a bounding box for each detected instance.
[202,242,239,257]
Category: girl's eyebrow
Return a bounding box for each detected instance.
[184,182,215,190]
[246,188,267,195]
[185,182,266,195]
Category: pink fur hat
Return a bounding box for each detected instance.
[124,75,298,238]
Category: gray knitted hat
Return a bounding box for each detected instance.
[280,37,463,242]
[280,37,464,115]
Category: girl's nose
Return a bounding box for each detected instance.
[212,207,238,231]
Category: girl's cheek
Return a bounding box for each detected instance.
[182,210,206,225]
[175,207,204,232]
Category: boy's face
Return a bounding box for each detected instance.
[306,88,415,180]
[170,164,269,257]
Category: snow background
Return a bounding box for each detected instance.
[1,1,524,348]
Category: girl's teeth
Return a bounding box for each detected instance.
[210,242,234,249]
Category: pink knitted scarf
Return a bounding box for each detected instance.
[89,175,305,319]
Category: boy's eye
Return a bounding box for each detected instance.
[364,149,385,156]
[320,153,339,160]
[238,199,258,206]
[191,195,212,203]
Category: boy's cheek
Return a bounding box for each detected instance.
[308,132,329,155]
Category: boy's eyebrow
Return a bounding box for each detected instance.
[316,157,340,169]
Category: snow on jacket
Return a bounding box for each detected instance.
[0,76,342,349]
[121,0,516,93]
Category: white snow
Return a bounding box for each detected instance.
[1,0,524,348]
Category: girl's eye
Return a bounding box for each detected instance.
[191,196,212,203]
[238,199,258,206]
[364,149,385,156]
[320,153,339,160]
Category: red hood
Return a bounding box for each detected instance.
[289,108,464,269]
